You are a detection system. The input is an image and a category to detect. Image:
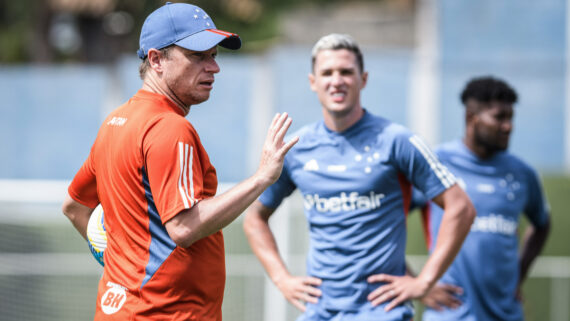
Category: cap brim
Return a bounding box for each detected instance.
[175,29,241,51]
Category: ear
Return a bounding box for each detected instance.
[147,48,164,73]
[360,71,368,90]
[464,100,481,124]
[465,106,478,125]
[308,73,317,92]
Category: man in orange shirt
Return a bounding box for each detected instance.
[62,3,298,320]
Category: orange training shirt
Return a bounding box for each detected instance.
[68,90,224,320]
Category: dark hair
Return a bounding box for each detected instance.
[460,76,518,105]
[138,46,174,80]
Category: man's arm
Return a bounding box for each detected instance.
[165,113,298,248]
[243,200,322,312]
[62,194,95,240]
[518,216,551,296]
[367,184,475,311]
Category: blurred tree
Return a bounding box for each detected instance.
[0,0,389,63]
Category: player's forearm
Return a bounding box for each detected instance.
[167,174,272,247]
[243,205,291,284]
[519,217,551,285]
[419,190,475,287]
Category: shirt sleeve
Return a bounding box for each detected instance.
[523,168,550,228]
[258,158,296,209]
[410,186,429,210]
[392,132,456,200]
[68,152,100,208]
[143,114,215,224]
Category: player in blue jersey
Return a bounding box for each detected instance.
[416,76,551,321]
[243,33,476,321]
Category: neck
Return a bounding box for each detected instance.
[463,137,495,159]
[142,75,190,115]
[323,106,364,133]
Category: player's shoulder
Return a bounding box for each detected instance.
[433,140,463,159]
[150,111,194,130]
[359,111,413,142]
[497,151,538,176]
[286,121,330,150]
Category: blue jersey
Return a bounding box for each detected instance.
[421,140,550,321]
[259,111,456,319]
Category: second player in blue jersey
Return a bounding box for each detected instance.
[244,33,476,321]
[416,76,551,321]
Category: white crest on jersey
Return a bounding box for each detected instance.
[303,159,319,171]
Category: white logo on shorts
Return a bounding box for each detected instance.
[101,282,127,315]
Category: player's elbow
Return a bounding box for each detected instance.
[167,224,196,248]
[165,216,201,248]
[243,202,272,238]
[440,186,476,226]
[242,209,257,238]
[61,195,80,222]
[458,195,476,226]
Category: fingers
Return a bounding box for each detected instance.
[366,274,422,311]
[366,273,396,305]
[301,277,322,298]
[299,291,319,304]
[440,283,463,295]
[385,293,407,312]
[269,112,289,140]
[369,286,409,312]
[265,112,296,148]
[434,283,462,308]
[367,273,393,284]
[367,284,397,307]
[282,135,299,154]
[279,275,322,312]
[303,276,323,286]
[265,112,298,158]
[274,115,292,143]
[421,284,463,310]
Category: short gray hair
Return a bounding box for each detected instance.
[138,45,174,80]
[311,33,364,73]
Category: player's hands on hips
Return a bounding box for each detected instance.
[275,274,322,312]
[367,274,431,311]
[257,112,299,186]
[420,283,463,310]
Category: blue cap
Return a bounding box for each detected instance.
[137,2,241,59]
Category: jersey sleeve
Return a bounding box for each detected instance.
[68,151,100,208]
[523,167,550,227]
[143,114,214,224]
[392,132,456,200]
[410,186,429,210]
[258,158,296,209]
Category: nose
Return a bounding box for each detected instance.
[206,57,220,74]
[331,71,344,86]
